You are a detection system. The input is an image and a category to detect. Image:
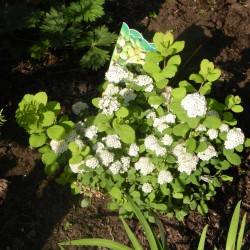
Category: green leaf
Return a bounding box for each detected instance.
[173,123,189,137]
[127,196,158,250]
[173,193,183,199]
[171,87,186,99]
[58,238,133,250]
[207,69,221,82]
[231,105,243,113]
[41,111,56,127]
[221,175,233,182]
[120,217,143,250]
[200,59,214,76]
[167,55,181,66]
[199,82,212,95]
[223,150,241,166]
[117,124,135,144]
[148,95,164,106]
[162,65,178,78]
[196,141,208,153]
[189,74,204,84]
[47,125,66,140]
[29,133,47,148]
[116,107,129,118]
[143,62,161,75]
[42,151,57,165]
[156,79,168,89]
[178,80,196,92]
[203,116,221,129]
[226,201,241,250]
[198,225,208,250]
[94,113,111,132]
[34,92,48,105]
[110,187,122,201]
[244,138,250,147]
[186,138,197,153]
[170,41,185,54]
[92,97,101,108]
[236,213,247,250]
[225,95,235,109]
[145,51,163,63]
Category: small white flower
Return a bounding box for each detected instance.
[172,143,186,157]
[120,156,131,173]
[219,124,229,133]
[197,145,218,161]
[161,134,173,146]
[145,84,154,92]
[84,125,98,140]
[195,124,207,132]
[207,129,218,140]
[224,128,245,150]
[69,161,84,173]
[157,170,173,185]
[99,95,120,115]
[163,113,176,124]
[146,111,157,120]
[97,150,114,166]
[142,183,153,193]
[135,157,155,176]
[144,135,166,156]
[74,138,85,150]
[103,83,120,96]
[162,86,173,104]
[105,65,130,83]
[181,93,207,118]
[72,101,88,115]
[153,117,169,133]
[102,134,121,149]
[94,142,105,153]
[85,157,99,169]
[50,139,68,154]
[128,143,139,157]
[109,160,122,175]
[134,75,154,92]
[119,88,136,104]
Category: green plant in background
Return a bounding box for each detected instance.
[0,109,6,127]
[58,196,167,250]
[16,26,250,221]
[0,0,116,70]
[198,200,247,250]
[58,199,247,250]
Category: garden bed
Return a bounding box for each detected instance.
[0,0,250,249]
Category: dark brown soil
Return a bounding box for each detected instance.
[0,0,250,249]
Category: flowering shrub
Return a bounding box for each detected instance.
[16,30,250,220]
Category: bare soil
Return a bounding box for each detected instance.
[0,0,250,249]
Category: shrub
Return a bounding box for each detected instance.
[0,0,116,70]
[16,24,250,220]
[0,109,6,127]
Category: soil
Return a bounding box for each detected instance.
[0,0,250,249]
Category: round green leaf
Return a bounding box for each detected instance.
[223,150,241,166]
[203,115,221,129]
[231,105,243,113]
[42,111,56,127]
[148,95,164,105]
[186,138,197,153]
[171,87,186,99]
[115,107,129,118]
[34,92,48,105]
[92,98,101,108]
[47,125,66,140]
[42,151,57,165]
[29,133,47,148]
[173,123,189,137]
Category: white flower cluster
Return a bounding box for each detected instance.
[197,145,217,161]
[128,143,139,157]
[102,134,121,149]
[97,149,114,167]
[219,124,229,133]
[142,183,153,193]
[144,135,166,156]
[207,129,218,140]
[103,83,120,96]
[161,134,173,146]
[173,144,199,175]
[152,113,176,133]
[69,161,84,173]
[84,125,98,140]
[134,75,154,92]
[72,101,88,115]
[225,128,245,150]
[157,170,173,185]
[98,95,120,115]
[135,157,155,176]
[181,93,207,118]
[105,65,131,83]
[85,157,99,169]
[50,139,68,154]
